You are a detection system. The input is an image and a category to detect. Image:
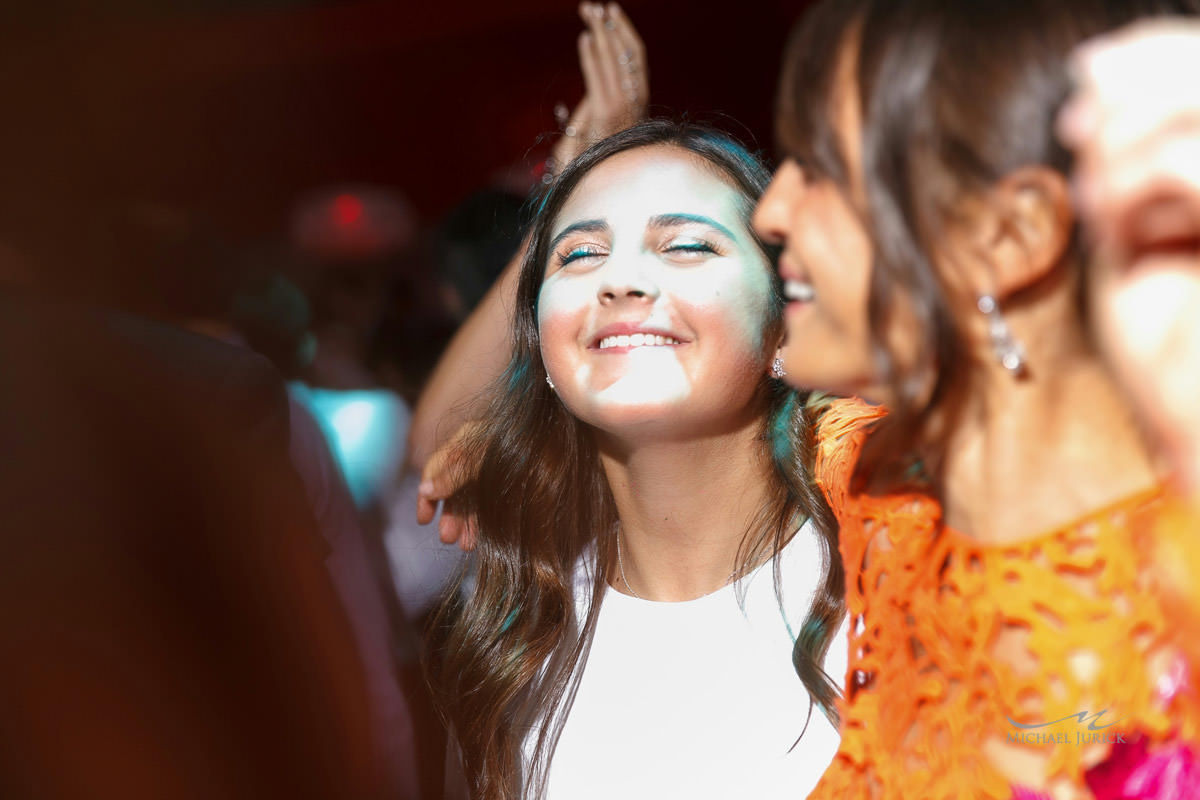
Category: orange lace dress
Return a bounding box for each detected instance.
[1148,495,1200,677]
[808,398,1200,800]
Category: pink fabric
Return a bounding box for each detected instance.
[1014,651,1197,800]
[1085,735,1200,800]
[1011,735,1200,800]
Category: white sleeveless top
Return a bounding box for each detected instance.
[526,519,847,799]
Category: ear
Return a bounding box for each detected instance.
[977,166,1075,299]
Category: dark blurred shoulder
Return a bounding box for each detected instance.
[0,285,291,451]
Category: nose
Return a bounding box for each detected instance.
[752,160,804,245]
[597,256,660,306]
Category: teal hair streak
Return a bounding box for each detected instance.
[777,592,826,648]
[770,391,800,466]
[770,390,801,644]
[505,359,531,393]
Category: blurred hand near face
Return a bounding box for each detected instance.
[1060,18,1200,492]
[1060,18,1200,255]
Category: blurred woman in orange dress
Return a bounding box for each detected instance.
[752,1,1200,798]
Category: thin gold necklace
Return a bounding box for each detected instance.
[614,527,744,601]
[615,527,644,600]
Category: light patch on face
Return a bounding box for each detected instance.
[576,346,691,410]
[536,145,774,437]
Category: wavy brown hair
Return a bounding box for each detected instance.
[775,0,1200,490]
[426,120,844,799]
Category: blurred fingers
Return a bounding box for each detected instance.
[578,3,619,104]
[607,3,648,111]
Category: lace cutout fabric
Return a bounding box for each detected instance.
[809,398,1200,800]
[1149,495,1200,672]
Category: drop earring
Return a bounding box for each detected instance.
[770,356,787,379]
[977,294,1026,375]
[546,375,555,391]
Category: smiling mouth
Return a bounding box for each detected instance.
[783,279,815,302]
[596,333,682,350]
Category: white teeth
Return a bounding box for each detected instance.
[783,280,815,302]
[597,334,681,349]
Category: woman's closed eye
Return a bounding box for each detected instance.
[554,243,609,270]
[662,237,721,263]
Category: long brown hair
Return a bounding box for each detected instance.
[426,120,844,799]
[776,0,1199,489]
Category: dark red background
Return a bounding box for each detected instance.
[0,0,811,276]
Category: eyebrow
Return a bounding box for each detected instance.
[548,220,608,254]
[649,213,738,242]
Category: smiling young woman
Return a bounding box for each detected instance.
[425,120,847,800]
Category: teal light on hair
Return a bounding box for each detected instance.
[770,392,800,464]
[800,615,826,642]
[505,359,531,393]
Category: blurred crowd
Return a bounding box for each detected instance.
[0,137,530,799]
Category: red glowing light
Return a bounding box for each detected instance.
[331,193,365,227]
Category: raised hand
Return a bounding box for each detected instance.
[550,2,650,173]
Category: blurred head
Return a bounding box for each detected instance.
[516,119,782,442]
[1073,18,1200,492]
[434,188,526,319]
[754,0,1193,470]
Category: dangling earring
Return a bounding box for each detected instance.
[770,356,787,380]
[546,375,555,391]
[977,294,1026,375]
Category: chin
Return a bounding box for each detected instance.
[580,400,686,430]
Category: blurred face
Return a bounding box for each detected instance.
[537,145,775,440]
[752,43,881,400]
[752,161,878,399]
[754,36,925,404]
